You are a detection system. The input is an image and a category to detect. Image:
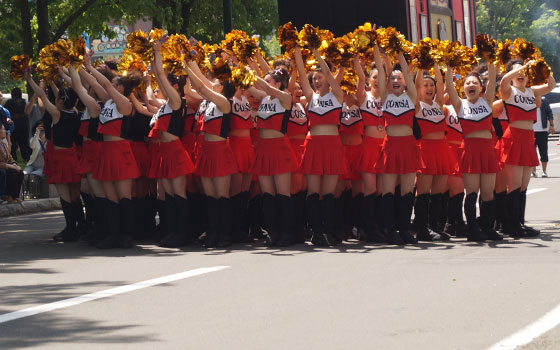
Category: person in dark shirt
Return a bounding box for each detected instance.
[5,87,31,161]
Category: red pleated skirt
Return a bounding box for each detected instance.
[181,132,197,163]
[500,127,539,167]
[195,139,239,177]
[148,139,194,179]
[376,135,421,174]
[93,140,140,181]
[47,147,82,184]
[43,141,54,177]
[130,141,151,177]
[447,142,462,177]
[252,136,298,176]
[229,135,255,173]
[360,135,384,174]
[77,140,102,175]
[342,144,363,180]
[299,135,347,176]
[459,138,499,174]
[289,137,306,167]
[418,139,454,175]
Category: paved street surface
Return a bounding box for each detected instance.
[2,145,560,349]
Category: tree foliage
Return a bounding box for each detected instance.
[476,0,560,77]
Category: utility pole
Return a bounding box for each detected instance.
[223,0,232,34]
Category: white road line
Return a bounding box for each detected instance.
[527,188,547,195]
[0,266,230,324]
[548,157,560,161]
[486,302,560,350]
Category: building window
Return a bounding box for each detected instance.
[430,0,450,8]
[455,21,463,44]
[409,0,419,42]
[463,0,472,46]
[420,14,429,39]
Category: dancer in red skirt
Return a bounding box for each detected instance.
[25,72,82,242]
[356,54,390,243]
[149,41,195,247]
[373,46,420,245]
[445,64,503,241]
[249,68,298,246]
[499,59,556,237]
[186,60,238,248]
[84,53,141,248]
[295,46,346,246]
[413,66,452,241]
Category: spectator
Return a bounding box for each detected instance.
[25,92,45,136]
[533,95,555,177]
[0,90,14,151]
[0,124,24,204]
[4,87,30,161]
[24,120,47,191]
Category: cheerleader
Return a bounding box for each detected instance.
[412,66,453,241]
[295,46,346,246]
[25,72,82,242]
[373,47,420,245]
[84,53,141,249]
[444,63,503,241]
[499,59,556,237]
[149,41,195,247]
[249,68,298,246]
[185,60,238,248]
[355,55,389,243]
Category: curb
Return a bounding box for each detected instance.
[0,198,61,218]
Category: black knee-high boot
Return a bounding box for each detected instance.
[428,193,443,233]
[441,191,449,229]
[493,191,507,232]
[262,193,280,246]
[332,194,345,243]
[480,200,503,240]
[519,190,539,237]
[277,194,294,246]
[307,193,328,246]
[444,192,466,237]
[57,199,78,242]
[363,193,387,243]
[340,189,352,237]
[317,194,337,246]
[119,198,134,248]
[351,193,364,237]
[159,195,191,247]
[398,192,417,244]
[81,192,95,232]
[155,198,167,240]
[415,193,441,241]
[74,196,87,236]
[503,188,525,238]
[231,192,252,243]
[96,200,122,249]
[162,193,178,243]
[292,191,307,243]
[132,197,147,240]
[187,192,204,240]
[381,193,403,245]
[217,197,233,247]
[88,197,108,244]
[248,194,263,239]
[203,197,220,248]
[465,192,486,242]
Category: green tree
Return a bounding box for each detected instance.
[476,0,560,77]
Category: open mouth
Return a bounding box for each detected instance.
[517,77,525,83]
[466,88,477,96]
[392,84,401,90]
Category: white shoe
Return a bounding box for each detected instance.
[531,171,537,177]
[542,172,548,178]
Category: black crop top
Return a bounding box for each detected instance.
[52,110,80,148]
[43,111,53,141]
[129,112,153,142]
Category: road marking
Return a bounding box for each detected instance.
[548,157,560,161]
[527,188,547,195]
[0,266,230,324]
[486,302,560,350]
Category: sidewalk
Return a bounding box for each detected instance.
[0,198,61,218]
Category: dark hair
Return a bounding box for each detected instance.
[506,58,524,72]
[104,60,118,71]
[47,86,56,103]
[116,75,141,97]
[31,120,43,135]
[414,72,436,85]
[168,73,187,97]
[11,87,22,100]
[474,62,488,75]
[273,59,290,70]
[221,81,235,99]
[495,73,504,93]
[98,68,115,82]
[392,63,402,72]
[314,60,332,73]
[266,68,289,90]
[464,71,486,94]
[58,87,79,109]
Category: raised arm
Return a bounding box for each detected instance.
[483,62,497,106]
[254,75,292,110]
[256,50,271,77]
[398,53,417,103]
[68,66,101,118]
[313,48,344,103]
[186,63,231,114]
[445,68,462,113]
[130,93,154,117]
[434,64,444,107]
[81,54,109,102]
[25,94,38,115]
[86,61,132,116]
[25,73,60,122]
[373,44,387,102]
[151,41,181,110]
[355,56,366,105]
[288,61,297,94]
[532,74,556,98]
[294,47,314,103]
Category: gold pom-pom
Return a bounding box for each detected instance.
[231,65,257,89]
[232,35,259,63]
[411,38,438,70]
[52,39,71,68]
[496,39,513,69]
[222,29,249,54]
[376,27,412,61]
[474,34,497,61]
[340,69,358,94]
[324,36,355,68]
[118,49,147,76]
[161,34,188,76]
[68,37,86,68]
[300,48,318,71]
[148,28,166,44]
[278,22,299,54]
[126,30,153,62]
[439,40,477,68]
[526,57,551,86]
[210,57,232,82]
[512,38,541,61]
[298,24,323,50]
[10,55,32,80]
[37,44,59,82]
[351,22,377,54]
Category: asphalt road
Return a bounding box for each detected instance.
[1,144,560,350]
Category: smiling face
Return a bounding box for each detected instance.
[264,74,282,90]
[463,75,483,102]
[369,68,380,93]
[312,71,329,95]
[511,63,528,89]
[421,77,436,102]
[389,70,406,95]
[292,82,303,102]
